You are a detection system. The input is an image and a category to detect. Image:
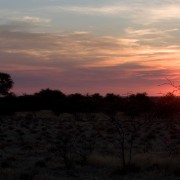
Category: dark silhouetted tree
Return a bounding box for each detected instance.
[125,92,152,117]
[0,72,14,96]
[34,88,66,112]
[156,92,180,118]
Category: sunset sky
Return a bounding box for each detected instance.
[1,0,180,95]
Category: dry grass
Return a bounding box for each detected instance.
[1,111,180,179]
[87,153,120,167]
[133,153,180,171]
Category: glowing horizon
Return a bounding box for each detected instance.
[1,0,180,96]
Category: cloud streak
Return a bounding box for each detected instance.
[40,3,180,24]
[0,20,180,95]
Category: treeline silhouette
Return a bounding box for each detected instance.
[0,89,179,117]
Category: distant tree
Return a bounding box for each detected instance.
[159,78,180,95]
[126,92,152,117]
[91,93,103,100]
[34,88,66,112]
[0,72,14,96]
[156,92,179,118]
[34,88,65,99]
[104,93,123,114]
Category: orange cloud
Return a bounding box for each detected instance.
[1,22,180,95]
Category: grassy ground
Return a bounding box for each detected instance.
[0,111,180,179]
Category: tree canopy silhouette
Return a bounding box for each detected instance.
[0,72,14,96]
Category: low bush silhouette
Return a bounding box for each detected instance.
[1,89,180,118]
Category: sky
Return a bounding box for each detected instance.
[1,0,180,96]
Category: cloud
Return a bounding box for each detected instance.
[128,4,180,24]
[0,17,51,34]
[41,5,129,15]
[0,22,180,68]
[125,28,178,37]
[0,21,180,95]
[73,31,91,35]
[38,3,180,23]
[147,5,180,22]
[14,16,51,24]
[9,61,175,95]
